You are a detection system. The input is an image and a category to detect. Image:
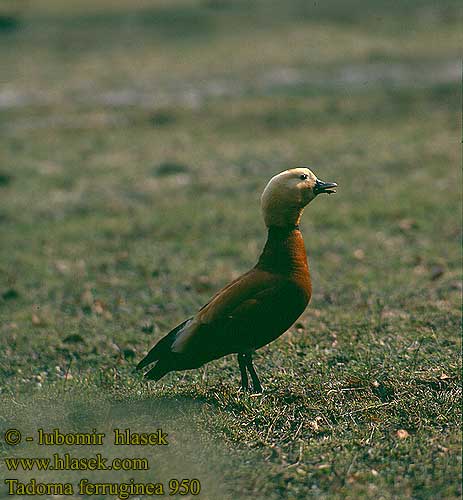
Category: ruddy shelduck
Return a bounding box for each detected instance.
[137,168,337,392]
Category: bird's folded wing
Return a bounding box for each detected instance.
[199,268,279,323]
[171,268,287,354]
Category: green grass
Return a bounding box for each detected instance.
[0,1,461,499]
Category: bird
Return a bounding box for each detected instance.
[137,168,337,392]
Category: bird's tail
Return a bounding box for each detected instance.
[143,360,170,381]
[136,318,192,378]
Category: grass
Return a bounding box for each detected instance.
[0,1,461,498]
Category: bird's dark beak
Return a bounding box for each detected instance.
[314,179,337,195]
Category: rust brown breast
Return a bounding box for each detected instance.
[256,226,312,301]
[244,226,312,349]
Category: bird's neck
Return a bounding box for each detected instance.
[256,226,310,279]
[263,206,304,228]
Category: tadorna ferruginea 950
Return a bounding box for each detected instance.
[137,168,337,392]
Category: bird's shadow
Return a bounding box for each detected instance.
[109,393,209,421]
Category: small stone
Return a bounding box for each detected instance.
[353,248,365,260]
[93,300,105,315]
[396,429,410,439]
[32,313,43,326]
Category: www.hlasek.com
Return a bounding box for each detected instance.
[5,453,148,471]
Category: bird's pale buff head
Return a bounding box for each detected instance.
[261,168,337,228]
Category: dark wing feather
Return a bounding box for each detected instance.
[136,317,192,370]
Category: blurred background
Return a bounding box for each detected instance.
[0,1,461,499]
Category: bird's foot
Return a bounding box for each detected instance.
[252,380,263,393]
[250,384,263,395]
[238,385,263,395]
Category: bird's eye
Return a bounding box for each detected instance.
[299,174,308,180]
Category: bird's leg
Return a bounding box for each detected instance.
[244,353,263,394]
[237,353,249,391]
